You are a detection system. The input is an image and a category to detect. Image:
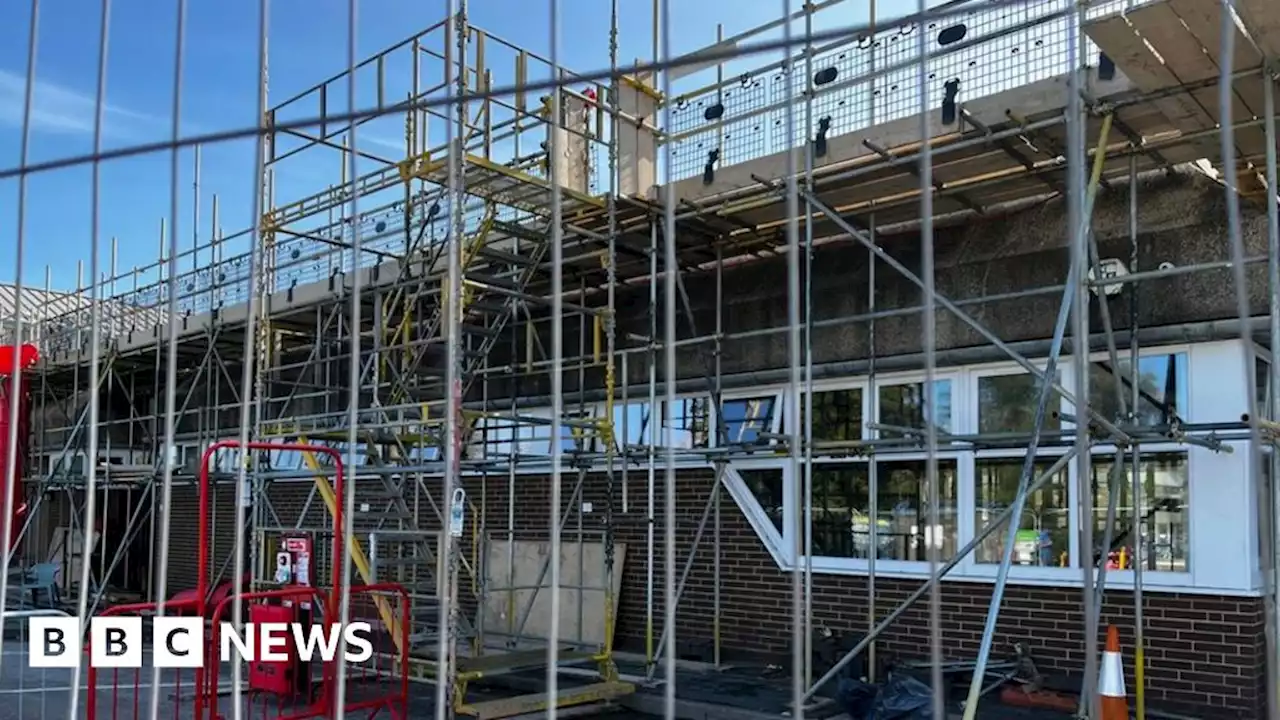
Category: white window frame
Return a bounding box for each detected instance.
[715,388,784,448]
[964,361,1078,582]
[723,457,790,568]
[798,452,967,576]
[785,367,968,574]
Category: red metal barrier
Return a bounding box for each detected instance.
[83,585,410,720]
[84,440,395,720]
[205,584,410,720]
[193,440,349,720]
[85,598,203,720]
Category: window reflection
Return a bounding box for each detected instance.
[977,373,1062,435]
[662,397,710,448]
[1260,454,1274,575]
[878,381,952,439]
[1256,356,1272,420]
[741,468,784,533]
[1089,353,1187,426]
[1090,452,1189,572]
[806,388,863,442]
[721,396,776,445]
[974,457,1071,566]
[807,460,958,560]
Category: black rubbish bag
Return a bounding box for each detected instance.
[835,677,878,719]
[836,672,934,720]
[872,673,934,720]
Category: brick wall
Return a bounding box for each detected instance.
[153,469,1267,719]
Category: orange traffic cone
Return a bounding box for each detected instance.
[1099,625,1129,720]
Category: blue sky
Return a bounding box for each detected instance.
[0,0,925,294]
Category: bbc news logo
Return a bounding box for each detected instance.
[28,617,375,668]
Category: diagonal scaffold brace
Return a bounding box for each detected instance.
[959,112,1114,719]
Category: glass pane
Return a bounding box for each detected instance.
[1090,452,1190,572]
[805,460,959,560]
[662,397,710,448]
[977,373,1062,435]
[809,464,867,557]
[740,468,784,533]
[1256,356,1271,421]
[806,388,863,442]
[1088,353,1188,426]
[974,457,1071,566]
[721,396,776,445]
[877,381,952,439]
[1260,454,1274,575]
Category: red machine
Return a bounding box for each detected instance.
[248,603,311,696]
[0,344,38,550]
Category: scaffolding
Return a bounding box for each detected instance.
[2,0,1279,718]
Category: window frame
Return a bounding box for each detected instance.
[715,388,785,448]
[964,361,1078,581]
[435,340,1260,595]
[965,446,1078,583]
[784,370,969,574]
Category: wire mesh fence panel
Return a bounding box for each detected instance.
[0,0,1277,718]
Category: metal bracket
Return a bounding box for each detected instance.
[942,78,961,126]
[702,148,721,186]
[813,116,832,158]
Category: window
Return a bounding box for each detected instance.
[721,396,777,445]
[974,457,1071,566]
[878,381,952,439]
[1089,452,1190,572]
[1260,451,1274,578]
[1089,353,1187,426]
[1256,356,1272,421]
[809,464,868,557]
[807,388,863,442]
[662,397,710,448]
[740,468,784,533]
[806,459,959,560]
[977,372,1062,435]
[600,400,654,451]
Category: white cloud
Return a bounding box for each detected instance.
[0,68,163,138]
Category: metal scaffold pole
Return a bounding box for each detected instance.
[781,1,805,716]
[660,0,678,715]
[1264,67,1280,720]
[548,0,565,713]
[437,1,467,716]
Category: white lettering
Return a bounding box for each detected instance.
[258,623,290,662]
[220,623,255,663]
[342,622,374,663]
[290,623,342,662]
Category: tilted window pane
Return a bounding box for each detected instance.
[1089,353,1188,426]
[974,457,1071,566]
[721,396,776,445]
[740,468,784,533]
[977,373,1062,435]
[1090,451,1190,572]
[878,381,952,439]
[805,459,959,560]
